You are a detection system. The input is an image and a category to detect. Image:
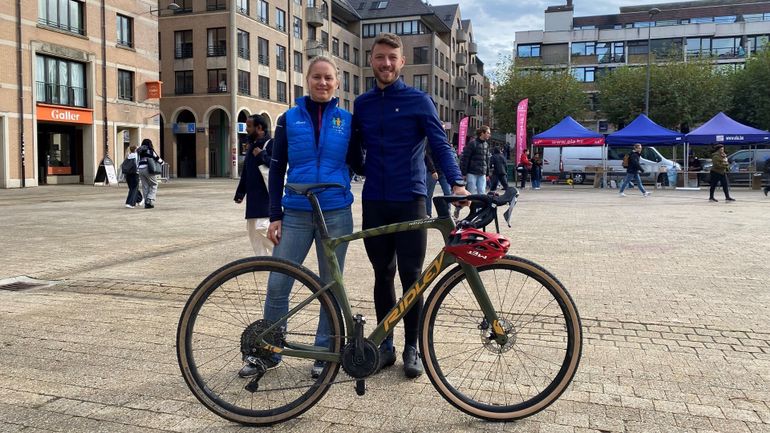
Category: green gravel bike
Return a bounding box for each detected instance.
[177,184,582,426]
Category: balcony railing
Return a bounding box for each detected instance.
[456,53,467,66]
[36,82,87,107]
[238,85,250,95]
[598,54,625,64]
[306,7,323,27]
[687,47,746,59]
[467,63,478,75]
[208,84,228,93]
[238,47,250,59]
[468,42,478,54]
[174,46,193,59]
[207,44,227,57]
[455,77,467,88]
[174,85,194,95]
[277,59,287,71]
[206,3,226,11]
[37,18,85,35]
[236,6,248,14]
[455,28,467,43]
[258,54,270,65]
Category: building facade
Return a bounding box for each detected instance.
[158,0,489,179]
[1,0,162,188]
[513,0,770,132]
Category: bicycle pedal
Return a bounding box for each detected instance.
[355,379,366,396]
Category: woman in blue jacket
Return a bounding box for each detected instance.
[237,56,355,380]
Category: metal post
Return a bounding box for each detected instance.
[229,4,238,179]
[644,8,660,116]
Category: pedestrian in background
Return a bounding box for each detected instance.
[619,143,650,197]
[518,152,532,189]
[531,152,543,189]
[425,146,452,217]
[709,143,735,202]
[137,139,164,209]
[460,126,491,195]
[122,144,143,208]
[488,146,509,193]
[234,114,273,256]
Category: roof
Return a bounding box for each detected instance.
[606,114,684,146]
[355,0,435,19]
[431,4,459,26]
[574,0,770,27]
[333,0,362,20]
[533,116,605,146]
[461,19,471,29]
[686,112,770,145]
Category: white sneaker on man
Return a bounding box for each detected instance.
[619,192,626,197]
[125,204,134,208]
[643,192,651,197]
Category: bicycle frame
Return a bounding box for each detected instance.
[257,193,505,363]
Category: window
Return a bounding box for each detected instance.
[293,17,302,38]
[208,69,227,93]
[293,51,303,72]
[206,0,226,10]
[353,47,360,65]
[277,81,287,102]
[174,30,193,58]
[175,71,193,94]
[365,76,376,90]
[439,78,444,98]
[571,67,595,82]
[308,26,317,41]
[296,0,303,4]
[413,46,428,64]
[627,40,648,55]
[434,75,438,95]
[294,85,303,99]
[332,38,339,56]
[686,37,711,58]
[343,71,350,92]
[236,0,248,14]
[116,14,133,47]
[343,43,350,61]
[596,42,624,63]
[38,0,84,35]
[238,70,250,95]
[237,29,250,59]
[344,99,350,110]
[440,53,445,70]
[276,8,286,32]
[258,0,269,24]
[361,20,426,38]
[650,38,683,57]
[748,35,770,54]
[207,28,226,57]
[517,44,540,58]
[711,37,742,57]
[371,1,388,9]
[259,76,270,99]
[258,38,270,65]
[174,0,193,13]
[435,48,439,66]
[322,32,329,49]
[365,50,371,66]
[117,69,134,101]
[571,41,595,56]
[413,74,428,92]
[35,55,86,107]
[353,75,360,95]
[276,45,287,71]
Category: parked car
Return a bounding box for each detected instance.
[698,148,770,185]
[542,146,681,185]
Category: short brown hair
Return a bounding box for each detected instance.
[372,33,402,50]
[476,125,491,137]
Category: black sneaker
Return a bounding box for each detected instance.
[238,357,279,378]
[402,345,424,378]
[310,360,325,379]
[709,197,718,202]
[725,197,736,202]
[764,187,769,197]
[377,345,397,371]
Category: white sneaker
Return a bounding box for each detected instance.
[125,204,134,208]
[619,192,626,197]
[643,192,651,197]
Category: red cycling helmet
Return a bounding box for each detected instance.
[444,228,511,267]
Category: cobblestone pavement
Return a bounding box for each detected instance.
[1,180,769,433]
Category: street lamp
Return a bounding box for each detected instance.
[644,7,661,115]
[149,2,181,15]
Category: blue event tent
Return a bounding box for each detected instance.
[606,114,684,146]
[686,112,770,145]
[533,116,605,146]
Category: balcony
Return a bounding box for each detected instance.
[37,18,85,36]
[468,42,478,54]
[36,82,87,108]
[306,40,325,58]
[454,77,466,88]
[306,7,323,27]
[456,53,467,66]
[238,47,250,60]
[455,28,467,43]
[467,87,478,97]
[207,44,226,57]
[208,83,228,93]
[454,98,467,112]
[467,63,478,75]
[175,45,193,59]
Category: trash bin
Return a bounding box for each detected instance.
[752,172,763,190]
[507,162,516,183]
[667,167,678,188]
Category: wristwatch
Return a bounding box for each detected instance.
[451,179,467,188]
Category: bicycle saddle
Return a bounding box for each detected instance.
[286,183,345,195]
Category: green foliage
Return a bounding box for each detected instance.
[597,60,731,130]
[491,65,587,135]
[729,48,770,131]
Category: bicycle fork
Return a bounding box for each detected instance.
[459,263,509,347]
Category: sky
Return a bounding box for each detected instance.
[428,0,675,78]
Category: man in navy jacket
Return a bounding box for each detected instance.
[350,33,469,379]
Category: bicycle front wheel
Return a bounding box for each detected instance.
[177,257,344,426]
[420,255,582,421]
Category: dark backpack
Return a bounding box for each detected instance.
[622,154,629,168]
[121,158,137,174]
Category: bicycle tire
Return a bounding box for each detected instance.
[420,255,582,421]
[177,257,344,426]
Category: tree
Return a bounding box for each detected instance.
[491,65,587,135]
[729,48,770,131]
[597,60,732,130]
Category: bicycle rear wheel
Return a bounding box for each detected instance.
[177,257,344,426]
[420,255,582,421]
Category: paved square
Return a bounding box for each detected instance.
[1,180,769,432]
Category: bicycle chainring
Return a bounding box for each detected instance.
[241,319,284,359]
[341,338,379,378]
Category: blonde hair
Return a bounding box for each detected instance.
[306,55,339,79]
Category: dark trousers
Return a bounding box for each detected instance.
[362,198,427,348]
[709,172,731,199]
[125,173,142,205]
[488,173,509,192]
[518,168,529,188]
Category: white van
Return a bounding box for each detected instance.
[541,146,681,184]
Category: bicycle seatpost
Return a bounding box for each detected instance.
[306,192,330,239]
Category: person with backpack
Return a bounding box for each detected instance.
[121,144,142,208]
[619,143,650,197]
[136,139,164,209]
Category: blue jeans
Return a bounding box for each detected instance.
[531,167,542,188]
[619,173,647,194]
[263,207,353,358]
[425,172,452,217]
[466,173,486,195]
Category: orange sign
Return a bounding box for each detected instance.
[145,81,162,99]
[37,104,93,125]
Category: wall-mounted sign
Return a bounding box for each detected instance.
[37,104,93,125]
[173,122,196,134]
[145,81,162,99]
[237,122,247,134]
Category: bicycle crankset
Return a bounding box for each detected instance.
[341,315,379,384]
